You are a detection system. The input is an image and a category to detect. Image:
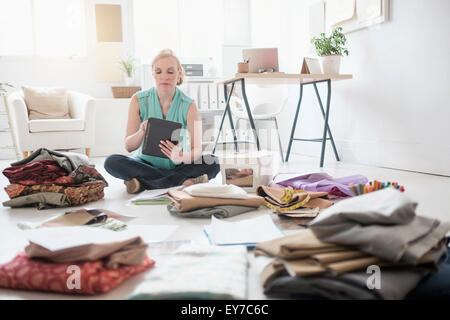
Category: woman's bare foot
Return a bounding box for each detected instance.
[124,178,142,194]
[182,174,209,186]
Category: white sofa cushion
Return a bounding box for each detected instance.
[28,119,85,132]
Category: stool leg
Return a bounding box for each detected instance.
[320,80,332,167]
[286,84,303,162]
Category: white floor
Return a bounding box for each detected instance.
[0,154,449,300]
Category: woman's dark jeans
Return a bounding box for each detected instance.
[104,154,220,190]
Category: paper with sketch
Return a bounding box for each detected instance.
[129,186,183,203]
[21,224,179,251]
[204,214,284,245]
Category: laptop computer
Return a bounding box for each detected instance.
[242,48,279,73]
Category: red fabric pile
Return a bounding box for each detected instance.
[0,252,154,295]
[2,159,72,185]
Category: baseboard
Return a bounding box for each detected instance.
[289,139,450,176]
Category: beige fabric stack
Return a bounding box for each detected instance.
[255,229,445,289]
[167,189,264,212]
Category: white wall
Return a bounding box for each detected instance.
[249,0,450,176]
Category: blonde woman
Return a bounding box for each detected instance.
[104,49,220,193]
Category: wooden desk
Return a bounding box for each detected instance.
[214,73,352,167]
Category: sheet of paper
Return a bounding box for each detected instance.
[124,225,178,243]
[21,224,179,251]
[205,214,284,245]
[129,186,183,203]
[21,227,140,251]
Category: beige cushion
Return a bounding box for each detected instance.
[28,119,85,132]
[22,86,71,120]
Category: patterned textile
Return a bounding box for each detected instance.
[2,159,70,185]
[4,181,107,206]
[64,181,107,205]
[0,252,154,295]
[71,164,108,186]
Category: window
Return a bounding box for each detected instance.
[0,0,33,55]
[133,0,223,68]
[0,0,86,57]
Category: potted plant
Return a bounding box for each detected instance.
[118,53,137,86]
[311,27,349,74]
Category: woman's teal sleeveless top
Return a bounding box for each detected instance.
[135,87,193,169]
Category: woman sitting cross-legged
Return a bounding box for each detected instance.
[104,49,220,193]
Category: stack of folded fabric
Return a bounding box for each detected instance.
[0,229,154,295]
[255,188,450,299]
[2,148,108,209]
[128,244,248,299]
[167,183,264,219]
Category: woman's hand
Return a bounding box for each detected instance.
[159,140,183,164]
[140,120,148,134]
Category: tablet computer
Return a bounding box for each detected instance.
[142,117,183,158]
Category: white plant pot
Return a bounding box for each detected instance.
[320,54,342,74]
[124,76,133,86]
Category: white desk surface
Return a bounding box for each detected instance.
[216,73,352,85]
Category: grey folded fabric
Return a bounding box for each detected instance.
[309,189,450,264]
[265,268,427,300]
[263,240,449,300]
[10,148,92,173]
[167,203,256,219]
[3,192,71,210]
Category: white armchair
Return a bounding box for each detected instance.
[6,90,96,159]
